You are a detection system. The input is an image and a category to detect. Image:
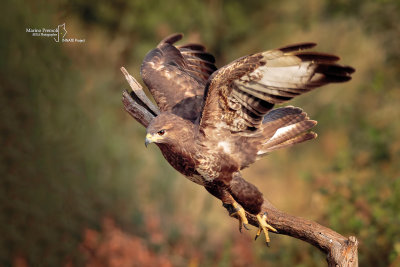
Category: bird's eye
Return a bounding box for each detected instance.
[157,130,165,136]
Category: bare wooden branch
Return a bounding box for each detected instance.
[121,67,358,267]
[244,199,358,266]
[121,67,160,116]
[122,90,154,127]
[121,67,157,127]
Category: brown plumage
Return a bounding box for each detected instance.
[141,33,217,122]
[139,33,354,242]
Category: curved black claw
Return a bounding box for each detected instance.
[223,202,250,233]
[255,213,277,245]
[239,221,250,233]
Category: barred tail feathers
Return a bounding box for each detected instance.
[257,106,317,157]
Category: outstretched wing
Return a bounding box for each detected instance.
[199,43,354,169]
[199,43,355,132]
[140,33,217,121]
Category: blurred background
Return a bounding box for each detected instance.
[1,0,400,266]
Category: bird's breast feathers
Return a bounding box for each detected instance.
[217,141,233,154]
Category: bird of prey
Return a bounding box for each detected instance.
[136,33,354,245]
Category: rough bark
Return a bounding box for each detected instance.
[120,67,359,267]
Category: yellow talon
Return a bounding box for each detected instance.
[230,202,249,232]
[255,213,277,246]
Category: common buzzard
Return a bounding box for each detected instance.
[133,33,354,245]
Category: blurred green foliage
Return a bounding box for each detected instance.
[1,0,399,266]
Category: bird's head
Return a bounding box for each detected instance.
[145,112,194,147]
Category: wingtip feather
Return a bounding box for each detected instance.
[295,52,341,62]
[158,33,183,46]
[178,43,206,51]
[278,42,317,53]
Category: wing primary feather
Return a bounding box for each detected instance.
[181,52,217,67]
[315,63,355,76]
[178,43,206,51]
[184,51,216,63]
[158,33,183,45]
[278,42,317,53]
[186,62,217,74]
[293,52,340,62]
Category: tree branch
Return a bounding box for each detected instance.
[121,67,156,128]
[120,67,160,117]
[122,89,154,128]
[120,67,359,267]
[247,199,358,266]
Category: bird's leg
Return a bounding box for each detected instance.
[228,173,278,245]
[255,212,277,246]
[223,201,249,232]
[231,202,250,232]
[205,184,250,232]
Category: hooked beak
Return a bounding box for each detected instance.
[145,132,165,147]
[145,133,157,147]
[145,134,152,147]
